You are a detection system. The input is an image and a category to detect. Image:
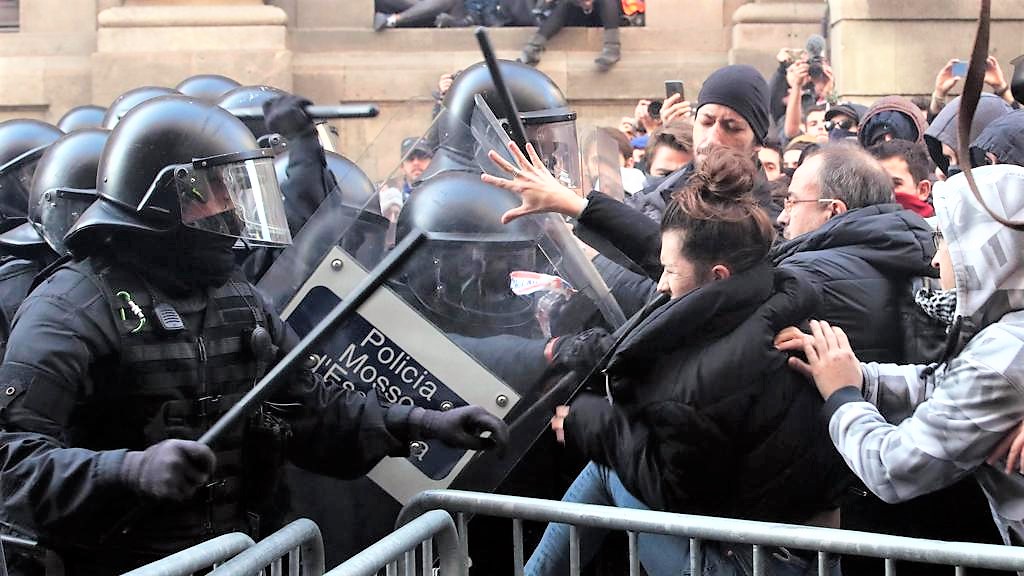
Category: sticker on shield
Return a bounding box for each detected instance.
[282,246,520,504]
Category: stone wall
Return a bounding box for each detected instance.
[1,0,1023,175]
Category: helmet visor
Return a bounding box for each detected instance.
[0,147,46,226]
[180,151,292,246]
[37,187,97,254]
[522,111,582,192]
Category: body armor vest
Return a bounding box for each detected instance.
[65,258,283,553]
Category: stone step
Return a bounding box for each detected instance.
[289,25,730,55]
[292,48,730,103]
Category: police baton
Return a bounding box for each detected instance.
[105,229,426,541]
[200,228,425,446]
[475,27,530,154]
[228,103,380,121]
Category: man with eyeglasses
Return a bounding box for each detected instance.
[771,143,999,574]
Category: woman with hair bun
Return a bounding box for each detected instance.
[484,144,849,576]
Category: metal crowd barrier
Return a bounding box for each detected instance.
[122,532,256,576]
[206,518,324,576]
[324,510,462,576]
[397,489,1024,575]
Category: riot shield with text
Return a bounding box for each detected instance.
[259,103,626,566]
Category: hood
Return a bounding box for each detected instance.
[969,109,1024,168]
[770,203,935,278]
[858,96,928,147]
[933,164,1024,330]
[925,93,1013,173]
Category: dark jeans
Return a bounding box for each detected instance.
[538,0,619,39]
[375,0,462,26]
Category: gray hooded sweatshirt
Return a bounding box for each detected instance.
[824,164,1024,549]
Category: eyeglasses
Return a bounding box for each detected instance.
[824,119,855,132]
[783,197,838,210]
[932,230,944,250]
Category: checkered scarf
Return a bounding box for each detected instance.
[914,286,958,326]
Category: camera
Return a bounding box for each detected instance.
[807,56,825,80]
[648,100,663,120]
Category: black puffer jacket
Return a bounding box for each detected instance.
[565,264,848,522]
[769,204,936,363]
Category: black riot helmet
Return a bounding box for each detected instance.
[175,74,242,103]
[275,149,387,266]
[397,171,541,336]
[0,119,64,232]
[1011,56,1024,106]
[0,129,109,255]
[57,105,107,133]
[217,85,289,140]
[66,96,291,254]
[102,86,180,130]
[427,60,574,179]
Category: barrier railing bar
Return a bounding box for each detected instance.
[753,544,765,576]
[208,519,323,576]
[886,558,896,575]
[422,537,433,576]
[818,551,829,575]
[956,567,966,576]
[569,525,580,576]
[690,537,702,575]
[122,532,256,576]
[457,513,469,573]
[326,510,461,576]
[398,490,1024,572]
[290,545,301,576]
[0,536,36,549]
[386,560,397,576]
[627,531,639,576]
[513,518,525,576]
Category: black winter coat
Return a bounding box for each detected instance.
[768,204,936,363]
[577,194,937,364]
[565,263,848,522]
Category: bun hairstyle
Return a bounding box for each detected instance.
[661,147,773,275]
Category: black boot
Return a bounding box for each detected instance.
[595,28,621,72]
[519,33,547,66]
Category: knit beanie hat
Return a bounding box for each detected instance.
[696,65,771,145]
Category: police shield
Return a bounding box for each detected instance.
[258,101,625,562]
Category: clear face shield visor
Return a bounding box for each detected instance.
[521,109,582,192]
[170,150,292,246]
[36,187,97,254]
[0,147,47,225]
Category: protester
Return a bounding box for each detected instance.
[374,0,461,30]
[925,93,1012,179]
[870,139,935,218]
[518,0,622,71]
[484,144,847,576]
[782,134,818,173]
[823,102,865,142]
[757,139,784,181]
[628,65,777,222]
[929,55,1016,121]
[777,164,1024,552]
[858,96,928,148]
[970,109,1024,167]
[642,119,692,178]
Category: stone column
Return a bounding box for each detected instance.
[730,0,827,77]
[0,0,97,122]
[830,0,1024,101]
[92,0,292,106]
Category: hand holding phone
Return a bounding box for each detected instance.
[665,80,685,100]
[951,60,969,78]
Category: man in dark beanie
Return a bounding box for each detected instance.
[628,64,777,221]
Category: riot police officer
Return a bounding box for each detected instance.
[102,85,180,130]
[0,128,109,358]
[175,74,242,103]
[56,105,106,133]
[0,95,507,574]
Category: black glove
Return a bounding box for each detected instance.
[262,94,315,139]
[550,328,614,372]
[411,406,509,455]
[120,439,217,501]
